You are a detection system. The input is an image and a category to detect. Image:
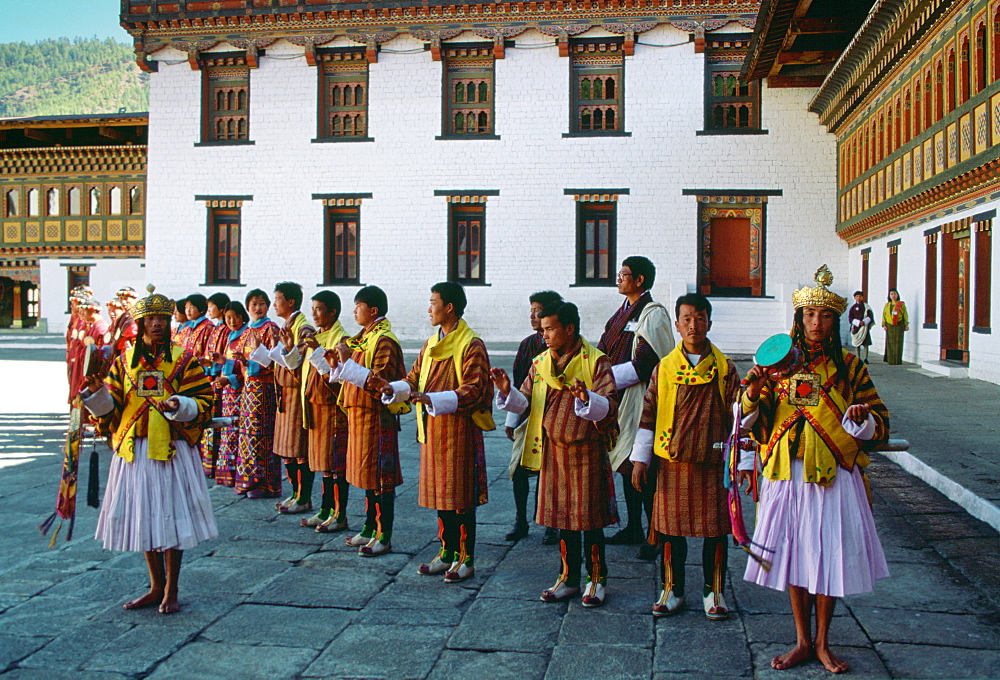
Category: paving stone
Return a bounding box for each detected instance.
[849,561,994,614]
[749,643,889,679]
[41,565,148,601]
[18,621,133,670]
[0,596,109,637]
[0,634,50,672]
[303,625,449,679]
[298,547,412,575]
[450,598,563,653]
[876,642,1000,679]
[231,518,336,545]
[202,604,353,649]
[146,641,319,680]
[248,564,387,609]
[904,512,998,541]
[427,649,548,680]
[89,592,242,629]
[742,612,870,647]
[212,537,321,562]
[852,607,1000,648]
[875,483,966,514]
[559,610,654,647]
[82,624,200,675]
[365,579,477,611]
[545,644,652,680]
[653,617,751,676]
[0,670,131,680]
[178,555,290,595]
[353,605,466,626]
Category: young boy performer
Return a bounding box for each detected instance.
[847,291,874,364]
[630,293,740,619]
[297,291,350,532]
[741,265,890,673]
[598,256,675,558]
[505,290,562,544]
[492,301,619,606]
[326,285,406,556]
[269,282,316,513]
[65,286,89,402]
[81,285,217,614]
[373,282,493,583]
[237,290,283,498]
[108,287,138,355]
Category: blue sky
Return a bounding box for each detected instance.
[0,0,129,44]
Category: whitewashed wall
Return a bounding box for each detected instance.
[40,258,146,334]
[143,25,841,352]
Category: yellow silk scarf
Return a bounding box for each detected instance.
[341,319,410,414]
[653,343,729,461]
[521,338,603,471]
[415,319,495,443]
[300,321,344,425]
[117,345,183,462]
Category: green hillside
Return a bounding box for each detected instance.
[0,37,149,119]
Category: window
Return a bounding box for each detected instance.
[577,202,616,284]
[27,188,39,217]
[947,49,957,112]
[207,207,241,284]
[129,186,142,215]
[976,24,987,94]
[888,241,899,291]
[924,232,937,326]
[443,45,495,137]
[5,188,19,217]
[66,265,90,311]
[449,203,485,283]
[960,37,971,105]
[570,39,624,134]
[975,220,992,330]
[89,187,101,215]
[861,248,871,301]
[68,187,81,216]
[203,53,250,143]
[324,206,360,284]
[109,186,122,215]
[318,50,368,139]
[46,188,60,216]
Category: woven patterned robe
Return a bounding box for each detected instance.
[639,354,740,537]
[273,312,313,459]
[517,342,619,531]
[236,319,282,495]
[305,355,348,474]
[404,336,492,511]
[341,330,406,493]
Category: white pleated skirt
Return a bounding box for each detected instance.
[95,438,218,552]
[744,459,889,597]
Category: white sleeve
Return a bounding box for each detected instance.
[381,380,411,405]
[281,345,302,370]
[841,412,876,440]
[496,387,529,415]
[612,361,640,390]
[629,427,654,465]
[249,343,273,367]
[574,391,609,421]
[82,386,114,417]
[308,347,331,375]
[425,391,459,417]
[737,444,757,472]
[268,344,287,369]
[504,410,522,429]
[163,395,199,423]
[334,358,371,388]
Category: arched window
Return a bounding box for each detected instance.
[68,187,81,215]
[581,108,592,131]
[216,90,225,111]
[237,119,247,138]
[593,78,604,99]
[580,78,591,100]
[466,82,476,102]
[216,119,226,139]
[46,187,60,216]
[935,60,944,120]
[478,111,488,133]
[89,187,101,215]
[478,81,488,103]
[960,37,970,104]
[27,188,39,216]
[947,50,957,111]
[902,93,910,144]
[976,24,987,93]
[894,98,901,149]
[129,186,141,215]
[454,112,465,133]
[605,77,615,99]
[914,82,922,137]
[994,10,1000,85]
[4,188,17,217]
[237,89,247,109]
[354,84,365,106]
[109,186,122,215]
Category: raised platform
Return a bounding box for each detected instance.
[920,359,970,378]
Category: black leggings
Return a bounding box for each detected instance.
[438,509,476,563]
[558,529,607,587]
[660,535,729,595]
[363,490,395,539]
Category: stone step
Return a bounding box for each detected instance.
[919,359,970,378]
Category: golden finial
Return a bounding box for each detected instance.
[146,283,156,294]
[792,265,847,315]
[815,264,834,288]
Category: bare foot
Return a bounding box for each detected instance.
[815,645,849,674]
[158,593,180,614]
[771,643,814,670]
[123,589,164,610]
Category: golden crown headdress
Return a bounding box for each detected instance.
[792,265,847,315]
[131,284,175,320]
[69,284,93,302]
[116,286,137,300]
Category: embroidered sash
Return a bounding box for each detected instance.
[652,343,729,461]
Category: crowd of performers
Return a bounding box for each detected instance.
[68,258,890,674]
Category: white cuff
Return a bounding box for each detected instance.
[163,395,199,423]
[282,345,302,370]
[496,387,529,415]
[504,410,523,429]
[82,386,113,417]
[629,427,654,465]
[574,391,609,421]
[425,391,459,417]
[381,380,410,405]
[268,344,286,369]
[612,361,640,390]
[738,444,757,472]
[249,344,272,367]
[842,412,876,440]
[335,358,371,389]
[308,347,331,375]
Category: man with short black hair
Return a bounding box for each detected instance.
[598,256,675,558]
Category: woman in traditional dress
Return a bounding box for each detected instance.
[881,288,908,364]
[211,301,250,488]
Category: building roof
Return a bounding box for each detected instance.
[0,113,148,149]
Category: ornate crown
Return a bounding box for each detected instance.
[792,265,847,315]
[131,284,175,320]
[77,296,101,310]
[116,286,137,300]
[69,284,93,302]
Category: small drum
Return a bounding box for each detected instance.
[753,334,804,381]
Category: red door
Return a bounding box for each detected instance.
[710,217,753,295]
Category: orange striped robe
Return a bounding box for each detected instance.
[404,336,492,511]
[517,343,619,531]
[273,312,312,459]
[639,356,740,537]
[340,331,406,492]
[304,358,347,474]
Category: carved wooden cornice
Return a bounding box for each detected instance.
[0,245,145,258]
[0,146,148,176]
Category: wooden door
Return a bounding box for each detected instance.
[957,236,971,355]
[709,217,752,295]
[940,229,971,362]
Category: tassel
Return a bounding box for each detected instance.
[47,521,62,549]
[741,544,773,572]
[87,445,100,508]
[38,511,57,537]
